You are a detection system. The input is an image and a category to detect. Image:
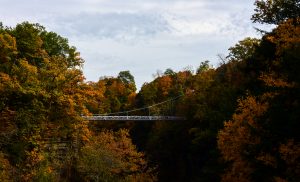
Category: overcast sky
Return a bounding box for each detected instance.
[1,0,264,89]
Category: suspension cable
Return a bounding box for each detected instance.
[94,94,184,116]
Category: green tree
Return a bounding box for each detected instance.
[0,22,87,181]
[252,0,300,25]
[118,71,135,85]
[164,68,175,76]
[227,38,260,62]
[196,60,210,74]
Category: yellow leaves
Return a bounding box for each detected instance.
[0,152,12,182]
[218,119,260,162]
[127,92,137,106]
[27,148,45,163]
[0,33,17,63]
[73,120,92,143]
[260,73,296,88]
[46,166,53,174]
[19,59,38,74]
[0,22,90,181]
[218,76,300,180]
[194,69,215,92]
[11,59,40,87]
[0,72,11,91]
[234,95,269,129]
[266,35,276,43]
[21,148,46,181]
[77,129,155,181]
[0,72,10,82]
[177,71,191,84]
[0,33,17,50]
[263,19,300,73]
[218,95,272,181]
[256,152,277,167]
[273,18,300,50]
[65,97,75,114]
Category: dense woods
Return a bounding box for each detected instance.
[0,1,299,181]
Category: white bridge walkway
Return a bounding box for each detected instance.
[82,115,185,121]
[81,95,185,121]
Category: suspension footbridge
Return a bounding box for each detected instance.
[82,115,185,121]
[82,95,185,121]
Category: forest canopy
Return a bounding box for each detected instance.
[0,0,299,181]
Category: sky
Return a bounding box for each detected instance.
[0,0,265,89]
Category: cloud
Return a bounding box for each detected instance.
[0,0,260,89]
[48,12,171,42]
[2,0,255,40]
[48,10,254,44]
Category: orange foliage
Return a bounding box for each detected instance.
[218,95,269,181]
[158,76,172,96]
[77,129,156,181]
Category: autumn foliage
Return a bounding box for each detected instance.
[1,1,300,181]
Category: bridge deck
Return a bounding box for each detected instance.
[82,115,185,121]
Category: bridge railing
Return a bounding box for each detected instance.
[82,115,185,121]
